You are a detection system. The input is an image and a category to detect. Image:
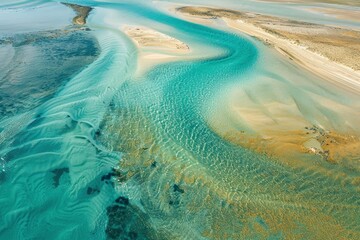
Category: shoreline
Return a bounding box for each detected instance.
[224,18,360,94]
[176,6,360,167]
[177,6,360,94]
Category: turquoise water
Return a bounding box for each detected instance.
[0,0,359,239]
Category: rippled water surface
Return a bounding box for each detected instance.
[0,0,359,239]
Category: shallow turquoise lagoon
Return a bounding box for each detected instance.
[0,0,359,239]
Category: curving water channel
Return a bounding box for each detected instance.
[0,0,359,239]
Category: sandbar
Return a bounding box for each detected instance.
[177,6,360,93]
[123,26,190,75]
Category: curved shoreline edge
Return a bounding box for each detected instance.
[62,2,92,25]
[176,6,360,94]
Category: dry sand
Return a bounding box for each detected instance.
[123,26,190,75]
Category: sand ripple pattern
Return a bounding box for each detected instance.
[0,23,136,238]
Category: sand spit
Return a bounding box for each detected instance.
[124,26,189,53]
[177,6,360,93]
[124,26,190,75]
[62,3,92,25]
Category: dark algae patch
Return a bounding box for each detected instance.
[0,29,100,119]
[105,196,159,240]
[173,184,184,194]
[51,167,69,188]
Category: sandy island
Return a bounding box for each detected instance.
[62,3,92,26]
[177,6,360,169]
[123,26,190,75]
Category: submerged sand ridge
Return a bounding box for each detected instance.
[208,78,360,170]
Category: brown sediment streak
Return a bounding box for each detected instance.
[62,3,93,25]
[222,126,360,168]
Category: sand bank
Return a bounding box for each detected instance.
[177,6,360,94]
[124,26,189,53]
[123,26,190,75]
[177,6,360,168]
